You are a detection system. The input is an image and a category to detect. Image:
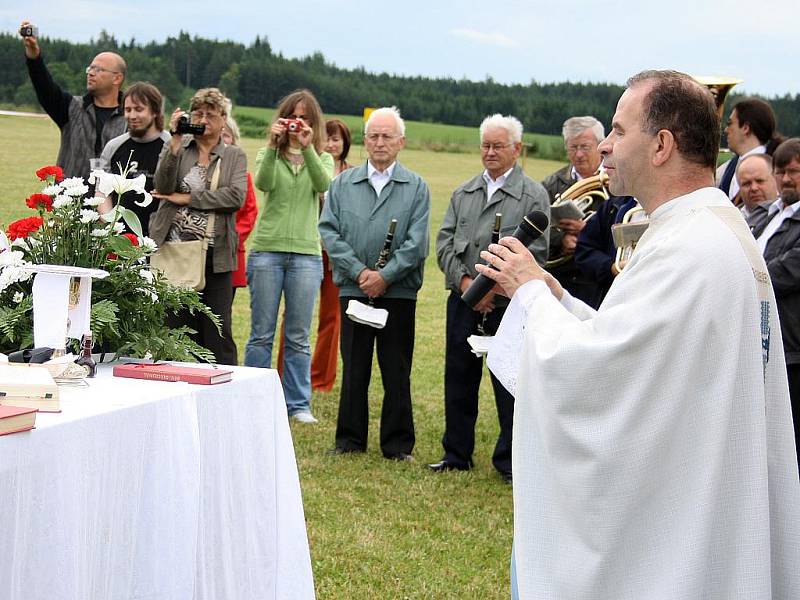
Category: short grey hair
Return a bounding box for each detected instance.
[479,114,523,144]
[365,106,406,137]
[562,116,604,143]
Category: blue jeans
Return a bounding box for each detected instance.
[244,251,323,415]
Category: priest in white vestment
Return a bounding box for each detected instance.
[478,70,800,600]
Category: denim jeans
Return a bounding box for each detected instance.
[244,251,323,415]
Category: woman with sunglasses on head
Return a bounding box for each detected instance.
[244,89,333,423]
[151,87,247,365]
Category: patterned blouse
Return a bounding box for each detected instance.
[167,163,214,245]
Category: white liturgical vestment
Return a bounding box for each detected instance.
[489,187,800,600]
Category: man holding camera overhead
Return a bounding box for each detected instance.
[20,20,127,178]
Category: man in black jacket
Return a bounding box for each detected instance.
[20,20,127,178]
[752,137,800,465]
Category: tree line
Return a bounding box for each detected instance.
[2,31,800,141]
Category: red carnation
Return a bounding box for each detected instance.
[35,165,64,183]
[7,216,44,240]
[25,193,54,212]
[122,233,140,246]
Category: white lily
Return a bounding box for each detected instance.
[95,172,153,208]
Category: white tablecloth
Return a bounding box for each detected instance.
[0,365,315,600]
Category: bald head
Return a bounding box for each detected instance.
[737,154,777,210]
[86,52,126,97]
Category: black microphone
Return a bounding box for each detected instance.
[460,210,549,308]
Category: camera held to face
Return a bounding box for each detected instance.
[283,119,304,133]
[19,24,39,38]
[176,113,206,135]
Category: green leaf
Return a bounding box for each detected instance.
[119,207,143,238]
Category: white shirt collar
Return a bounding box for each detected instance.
[767,197,800,217]
[570,164,602,182]
[368,161,396,180]
[482,167,514,186]
[741,144,767,160]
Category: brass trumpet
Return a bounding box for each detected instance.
[612,205,648,272]
[546,172,610,268]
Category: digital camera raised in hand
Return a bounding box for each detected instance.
[19,25,39,38]
[176,114,205,135]
[283,119,304,133]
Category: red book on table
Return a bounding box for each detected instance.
[0,405,37,436]
[112,363,233,385]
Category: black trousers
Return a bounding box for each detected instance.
[336,297,416,456]
[168,249,238,365]
[787,362,800,471]
[442,292,514,474]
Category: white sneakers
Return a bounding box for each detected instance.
[292,411,318,424]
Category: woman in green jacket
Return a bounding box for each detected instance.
[244,89,333,423]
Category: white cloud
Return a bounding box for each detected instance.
[449,28,519,49]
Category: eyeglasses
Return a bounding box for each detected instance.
[85,65,121,75]
[190,110,222,121]
[366,133,399,142]
[566,144,595,154]
[774,167,800,178]
[480,143,513,152]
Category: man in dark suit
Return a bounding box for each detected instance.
[717,98,780,202]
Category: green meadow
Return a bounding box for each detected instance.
[0,113,565,599]
[233,105,566,158]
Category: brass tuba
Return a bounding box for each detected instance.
[546,172,610,268]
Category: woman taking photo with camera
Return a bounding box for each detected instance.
[151,87,246,365]
[244,89,333,423]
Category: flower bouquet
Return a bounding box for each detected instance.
[0,165,219,362]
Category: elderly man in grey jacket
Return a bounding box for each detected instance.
[430,114,550,483]
[319,106,430,462]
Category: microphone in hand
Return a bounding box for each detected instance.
[460,210,549,308]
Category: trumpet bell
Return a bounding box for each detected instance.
[692,75,743,120]
[613,206,648,272]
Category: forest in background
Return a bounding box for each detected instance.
[2,31,799,145]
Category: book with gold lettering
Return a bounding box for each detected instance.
[112,363,233,385]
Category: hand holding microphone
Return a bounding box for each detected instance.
[464,210,561,304]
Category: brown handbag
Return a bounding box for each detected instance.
[150,158,221,291]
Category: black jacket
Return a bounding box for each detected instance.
[753,208,800,364]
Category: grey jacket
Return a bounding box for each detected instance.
[437,164,550,305]
[151,137,247,273]
[26,56,126,179]
[319,161,430,300]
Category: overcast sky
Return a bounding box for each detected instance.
[2,0,795,98]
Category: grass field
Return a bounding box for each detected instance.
[233,106,566,158]
[0,114,565,599]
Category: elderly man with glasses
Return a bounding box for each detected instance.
[320,106,430,462]
[542,116,609,306]
[431,113,549,483]
[20,20,127,178]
